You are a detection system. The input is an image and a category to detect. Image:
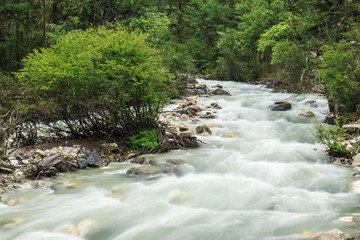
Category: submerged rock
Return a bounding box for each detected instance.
[126,163,177,176]
[166,159,186,165]
[270,102,292,111]
[305,100,319,108]
[349,180,360,193]
[130,157,149,165]
[339,216,354,222]
[314,229,345,240]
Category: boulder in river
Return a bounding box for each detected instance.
[314,228,345,240]
[296,108,315,118]
[211,102,222,109]
[86,153,103,167]
[211,88,231,96]
[126,163,177,176]
[130,157,149,165]
[196,125,212,135]
[166,159,186,165]
[270,102,292,111]
[353,154,360,167]
[305,100,319,108]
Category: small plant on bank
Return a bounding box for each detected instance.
[315,119,351,156]
[127,129,158,152]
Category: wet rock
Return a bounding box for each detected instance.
[314,229,345,240]
[199,112,215,119]
[180,114,189,121]
[270,102,292,111]
[24,164,38,178]
[178,124,189,132]
[9,158,19,167]
[126,163,177,176]
[78,158,87,169]
[211,102,222,109]
[296,108,315,118]
[78,219,97,237]
[86,153,103,167]
[100,143,119,153]
[35,149,46,157]
[196,125,212,135]
[64,225,80,236]
[54,161,75,172]
[305,100,319,108]
[1,217,24,229]
[194,88,207,95]
[130,157,149,165]
[35,180,52,188]
[179,130,195,137]
[212,88,231,96]
[212,84,223,89]
[166,159,186,165]
[353,154,360,167]
[301,230,316,238]
[349,180,360,193]
[14,170,25,180]
[224,133,239,138]
[339,216,354,222]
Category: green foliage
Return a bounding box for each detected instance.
[315,121,351,156]
[271,40,306,82]
[127,129,158,152]
[16,25,173,138]
[320,40,360,113]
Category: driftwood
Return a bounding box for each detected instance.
[0,166,13,173]
[39,153,62,170]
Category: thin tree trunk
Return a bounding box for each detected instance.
[42,0,46,48]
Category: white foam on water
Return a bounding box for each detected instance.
[1,79,359,240]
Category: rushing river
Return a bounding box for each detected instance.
[1,80,360,240]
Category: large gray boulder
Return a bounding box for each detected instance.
[86,153,103,167]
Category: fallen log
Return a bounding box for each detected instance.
[39,153,62,170]
[0,166,13,173]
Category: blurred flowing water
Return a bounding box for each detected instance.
[1,79,360,240]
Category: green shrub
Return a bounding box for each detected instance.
[127,129,158,152]
[315,121,350,156]
[16,25,173,138]
[320,40,360,113]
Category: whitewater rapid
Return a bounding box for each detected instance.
[1,79,359,240]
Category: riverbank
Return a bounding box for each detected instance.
[0,80,231,192]
[1,79,360,240]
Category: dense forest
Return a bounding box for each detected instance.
[0,0,360,154]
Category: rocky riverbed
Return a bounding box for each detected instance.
[0,80,230,192]
[1,79,360,240]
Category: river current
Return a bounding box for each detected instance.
[1,79,359,240]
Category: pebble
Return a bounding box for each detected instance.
[339,216,354,222]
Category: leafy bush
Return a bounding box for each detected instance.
[320,40,360,113]
[127,129,158,152]
[16,25,173,138]
[315,121,350,156]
